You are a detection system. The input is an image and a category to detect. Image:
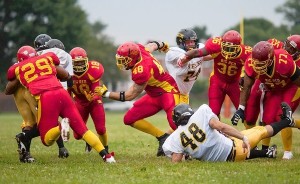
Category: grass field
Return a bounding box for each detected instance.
[1,111,300,184]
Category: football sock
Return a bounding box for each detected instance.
[270,119,290,135]
[104,146,109,153]
[261,145,269,150]
[98,132,108,147]
[83,130,105,153]
[281,127,292,151]
[23,124,40,139]
[44,126,60,146]
[132,119,165,138]
[99,149,108,158]
[56,136,65,149]
[248,149,268,159]
[261,138,271,149]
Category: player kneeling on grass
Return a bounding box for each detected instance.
[162,102,298,162]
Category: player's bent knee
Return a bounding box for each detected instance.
[123,114,135,126]
[73,133,82,140]
[96,128,106,135]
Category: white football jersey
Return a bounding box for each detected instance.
[163,104,233,161]
[165,44,204,95]
[38,48,73,89]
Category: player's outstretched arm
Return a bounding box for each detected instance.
[209,117,250,155]
[96,82,146,101]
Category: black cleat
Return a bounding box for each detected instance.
[16,133,26,152]
[16,133,34,163]
[58,147,69,158]
[156,133,169,157]
[281,102,294,126]
[266,144,277,158]
[85,143,92,153]
[18,151,35,163]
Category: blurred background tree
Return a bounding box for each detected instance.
[0,0,122,91]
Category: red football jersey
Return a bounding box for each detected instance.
[204,37,252,83]
[131,44,179,97]
[7,52,62,95]
[71,61,104,102]
[268,38,300,67]
[245,49,296,90]
[268,38,283,49]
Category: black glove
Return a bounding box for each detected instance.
[231,108,245,126]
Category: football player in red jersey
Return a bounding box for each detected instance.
[5,45,69,162]
[68,47,109,153]
[5,46,116,163]
[95,41,180,156]
[239,36,300,159]
[231,41,300,159]
[4,46,38,162]
[35,36,71,158]
[178,30,252,118]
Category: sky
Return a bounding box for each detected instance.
[78,0,287,46]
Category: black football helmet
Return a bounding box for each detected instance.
[176,29,199,51]
[172,103,194,126]
[45,39,65,50]
[34,34,52,51]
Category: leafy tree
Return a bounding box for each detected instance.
[227,18,289,47]
[192,26,211,43]
[276,0,300,27]
[276,0,300,35]
[0,0,120,91]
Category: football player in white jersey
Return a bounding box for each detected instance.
[38,38,74,89]
[163,102,299,162]
[165,29,212,104]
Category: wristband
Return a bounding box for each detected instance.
[160,42,165,49]
[238,105,245,111]
[119,91,125,101]
[103,91,110,98]
[242,136,248,142]
[150,41,160,50]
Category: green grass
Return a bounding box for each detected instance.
[1,112,300,184]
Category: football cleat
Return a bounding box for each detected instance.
[60,118,70,142]
[85,143,92,153]
[18,151,35,163]
[16,133,27,153]
[266,144,277,158]
[156,133,170,157]
[16,133,35,163]
[103,152,116,163]
[280,102,294,126]
[58,147,69,158]
[282,151,293,160]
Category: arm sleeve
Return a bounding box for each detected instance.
[162,133,184,158]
